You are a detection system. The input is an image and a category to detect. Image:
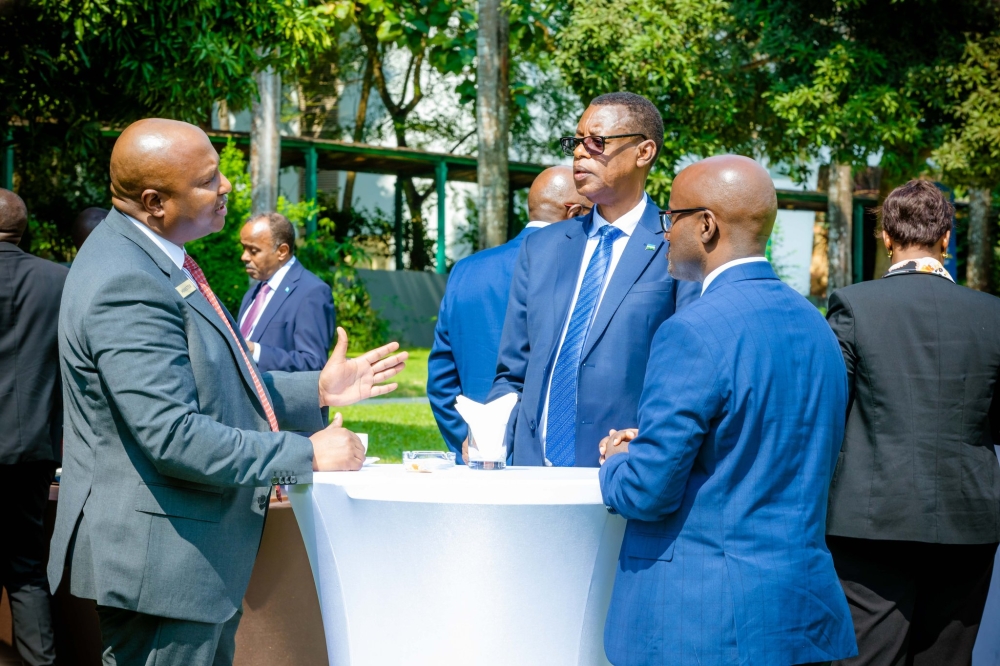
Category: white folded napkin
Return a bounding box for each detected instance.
[455,393,518,462]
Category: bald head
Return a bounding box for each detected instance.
[0,188,28,245]
[665,155,777,282]
[527,166,592,223]
[72,207,109,250]
[110,118,232,245]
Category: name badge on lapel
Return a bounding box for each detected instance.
[176,280,197,298]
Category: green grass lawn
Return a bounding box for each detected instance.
[335,402,447,463]
[390,346,428,398]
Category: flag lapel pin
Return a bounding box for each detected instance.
[285,287,290,292]
[645,244,656,251]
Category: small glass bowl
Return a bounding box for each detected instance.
[402,450,456,473]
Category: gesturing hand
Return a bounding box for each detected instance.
[599,428,637,465]
[319,327,408,407]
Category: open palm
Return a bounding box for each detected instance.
[319,327,408,407]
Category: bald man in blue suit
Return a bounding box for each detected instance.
[599,155,856,666]
[427,166,590,459]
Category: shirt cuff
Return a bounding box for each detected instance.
[252,343,261,362]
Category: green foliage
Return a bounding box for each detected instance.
[297,215,390,352]
[1,0,344,132]
[186,141,253,314]
[555,0,768,171]
[26,217,76,263]
[932,34,1000,187]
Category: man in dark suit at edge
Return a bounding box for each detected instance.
[48,119,407,666]
[0,189,62,666]
[487,92,700,467]
[427,165,591,462]
[238,212,336,374]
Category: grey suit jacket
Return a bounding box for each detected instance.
[48,209,323,624]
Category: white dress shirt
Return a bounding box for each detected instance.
[239,256,297,361]
[128,215,194,282]
[525,220,550,229]
[700,256,769,295]
[538,195,647,462]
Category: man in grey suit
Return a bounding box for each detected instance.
[48,119,408,666]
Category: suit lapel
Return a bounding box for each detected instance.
[547,213,593,354]
[168,265,263,396]
[581,197,663,361]
[250,261,301,342]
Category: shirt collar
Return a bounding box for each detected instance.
[591,195,646,239]
[266,256,297,291]
[125,212,187,271]
[525,221,551,229]
[701,256,770,295]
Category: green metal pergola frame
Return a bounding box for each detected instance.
[98,129,546,275]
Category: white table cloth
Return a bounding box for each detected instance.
[288,465,626,666]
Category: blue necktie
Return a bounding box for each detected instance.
[546,224,624,466]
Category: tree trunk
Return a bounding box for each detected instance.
[967,186,993,291]
[826,162,854,293]
[251,67,281,215]
[216,100,231,131]
[402,178,432,271]
[343,56,374,216]
[476,0,509,250]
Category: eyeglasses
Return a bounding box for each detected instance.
[559,134,647,157]
[658,207,708,234]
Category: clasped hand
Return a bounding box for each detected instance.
[310,328,408,472]
[599,428,637,464]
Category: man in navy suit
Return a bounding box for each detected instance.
[599,155,856,666]
[428,166,591,460]
[238,212,336,373]
[487,92,699,467]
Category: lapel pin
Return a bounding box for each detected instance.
[285,286,290,293]
[645,244,656,251]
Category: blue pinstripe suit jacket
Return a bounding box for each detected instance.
[427,226,540,457]
[600,261,857,666]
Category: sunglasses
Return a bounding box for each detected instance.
[559,133,647,157]
[658,207,708,234]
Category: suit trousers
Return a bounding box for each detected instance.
[0,462,56,666]
[97,605,242,666]
[828,536,998,666]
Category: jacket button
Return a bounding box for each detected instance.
[270,476,279,485]
[289,475,297,484]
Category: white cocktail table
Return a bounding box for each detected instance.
[288,465,626,666]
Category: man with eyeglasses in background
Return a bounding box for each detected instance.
[429,166,591,462]
[486,91,700,468]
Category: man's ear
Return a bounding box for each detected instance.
[700,211,718,245]
[635,139,657,170]
[277,243,291,260]
[140,189,166,219]
[564,203,584,219]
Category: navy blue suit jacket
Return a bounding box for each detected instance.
[427,226,540,457]
[600,262,857,665]
[237,260,336,373]
[487,196,700,467]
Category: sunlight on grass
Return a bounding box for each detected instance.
[335,402,447,463]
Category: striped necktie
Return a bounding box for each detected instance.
[546,224,624,466]
[183,255,279,432]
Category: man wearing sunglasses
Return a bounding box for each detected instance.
[429,166,591,461]
[598,155,856,666]
[486,92,699,468]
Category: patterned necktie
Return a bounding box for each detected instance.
[239,283,272,338]
[183,255,279,432]
[546,224,624,466]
